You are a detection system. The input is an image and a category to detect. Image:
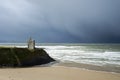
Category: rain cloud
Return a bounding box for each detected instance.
[0,0,120,43]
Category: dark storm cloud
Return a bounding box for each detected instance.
[0,0,120,42]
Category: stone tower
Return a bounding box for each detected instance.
[28,37,35,50]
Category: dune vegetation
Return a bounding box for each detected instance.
[0,47,55,67]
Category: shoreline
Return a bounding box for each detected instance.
[52,61,120,73]
[33,60,120,73]
[0,66,120,80]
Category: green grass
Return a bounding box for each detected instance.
[0,47,55,67]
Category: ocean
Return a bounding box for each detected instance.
[0,43,120,73]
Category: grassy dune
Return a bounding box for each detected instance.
[0,47,55,67]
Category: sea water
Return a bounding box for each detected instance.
[37,43,120,73]
[36,44,120,66]
[0,43,120,72]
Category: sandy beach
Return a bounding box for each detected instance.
[0,66,120,80]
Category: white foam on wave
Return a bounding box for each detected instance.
[40,45,120,66]
[36,45,77,50]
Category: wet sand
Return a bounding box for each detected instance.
[57,62,120,73]
[0,66,120,80]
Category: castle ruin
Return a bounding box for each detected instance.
[28,37,35,50]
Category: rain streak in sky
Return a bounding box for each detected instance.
[0,0,120,43]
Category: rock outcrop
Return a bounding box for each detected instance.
[0,47,55,67]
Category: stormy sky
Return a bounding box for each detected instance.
[0,0,120,43]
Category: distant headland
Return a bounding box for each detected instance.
[0,38,55,67]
